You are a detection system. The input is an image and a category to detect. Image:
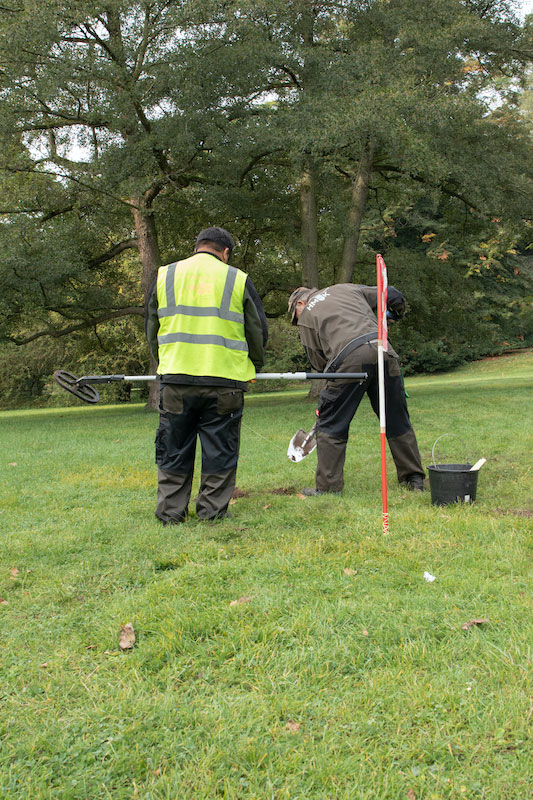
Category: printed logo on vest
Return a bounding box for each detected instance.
[194,278,216,297]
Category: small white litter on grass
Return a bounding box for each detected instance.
[424,571,436,583]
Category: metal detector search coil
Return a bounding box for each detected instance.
[53,370,101,404]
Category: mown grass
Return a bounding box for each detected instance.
[0,352,531,799]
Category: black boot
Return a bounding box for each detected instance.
[405,476,425,492]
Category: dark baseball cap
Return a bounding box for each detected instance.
[195,227,235,253]
[288,287,314,324]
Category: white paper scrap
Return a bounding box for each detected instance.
[424,571,436,583]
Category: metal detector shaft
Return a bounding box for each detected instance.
[256,372,367,380]
[75,372,367,385]
[76,375,158,384]
[54,369,369,404]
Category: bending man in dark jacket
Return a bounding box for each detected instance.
[146,227,268,523]
[288,284,425,496]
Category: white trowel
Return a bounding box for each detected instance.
[287,422,317,462]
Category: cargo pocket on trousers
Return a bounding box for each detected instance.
[155,419,170,466]
[160,385,184,414]
[317,386,341,413]
[217,388,244,416]
[387,357,401,378]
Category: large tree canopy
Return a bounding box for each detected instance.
[0,0,531,402]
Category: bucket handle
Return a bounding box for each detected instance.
[431,433,470,470]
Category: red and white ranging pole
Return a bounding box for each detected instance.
[376,254,389,534]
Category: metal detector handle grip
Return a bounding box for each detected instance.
[256,372,367,380]
[306,372,367,380]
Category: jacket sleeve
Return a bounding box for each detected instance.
[356,284,406,319]
[356,285,378,310]
[243,277,268,369]
[298,325,326,371]
[304,344,326,372]
[144,278,159,361]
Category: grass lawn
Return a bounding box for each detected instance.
[1,351,531,799]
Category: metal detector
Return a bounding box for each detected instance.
[53,369,367,404]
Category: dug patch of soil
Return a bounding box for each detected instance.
[494,507,533,518]
[232,487,250,498]
[232,486,303,497]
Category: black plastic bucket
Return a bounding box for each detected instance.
[427,463,479,506]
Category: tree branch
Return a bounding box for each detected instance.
[18,119,108,132]
[373,164,479,211]
[26,91,108,128]
[238,150,277,187]
[132,7,152,81]
[82,22,117,62]
[8,307,144,345]
[41,205,75,222]
[274,64,302,88]
[0,206,73,219]
[89,239,139,268]
[0,164,139,210]
[143,177,169,205]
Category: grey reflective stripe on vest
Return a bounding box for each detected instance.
[164,261,178,309]
[220,264,236,309]
[158,305,244,321]
[157,332,249,351]
[158,264,244,323]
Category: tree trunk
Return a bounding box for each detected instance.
[338,140,375,284]
[131,199,161,410]
[300,156,319,288]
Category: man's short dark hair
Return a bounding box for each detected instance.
[195,227,235,256]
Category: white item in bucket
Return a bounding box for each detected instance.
[470,458,486,471]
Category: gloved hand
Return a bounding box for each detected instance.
[387,287,406,320]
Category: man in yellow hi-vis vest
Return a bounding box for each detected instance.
[146,227,268,523]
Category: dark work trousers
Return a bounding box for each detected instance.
[315,354,424,492]
[154,384,244,522]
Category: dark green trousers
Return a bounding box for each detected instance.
[315,355,424,492]
[154,384,243,522]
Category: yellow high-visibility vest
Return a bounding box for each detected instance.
[156,253,255,382]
